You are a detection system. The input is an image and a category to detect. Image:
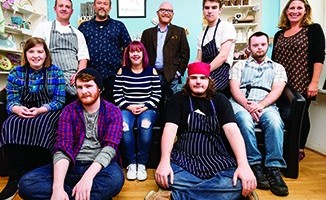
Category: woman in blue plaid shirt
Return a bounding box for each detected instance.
[0,37,65,199]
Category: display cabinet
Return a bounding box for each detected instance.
[0,0,47,88]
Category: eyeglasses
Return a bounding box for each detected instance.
[158,8,174,14]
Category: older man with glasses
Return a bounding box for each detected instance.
[141,1,190,99]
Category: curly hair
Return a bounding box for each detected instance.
[278,0,313,30]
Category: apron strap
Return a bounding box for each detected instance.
[188,96,217,115]
[201,18,221,49]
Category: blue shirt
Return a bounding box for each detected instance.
[155,26,168,70]
[79,17,131,79]
[6,64,66,113]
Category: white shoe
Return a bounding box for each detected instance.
[137,164,147,181]
[126,164,137,180]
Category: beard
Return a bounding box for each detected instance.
[96,10,108,20]
[78,91,100,106]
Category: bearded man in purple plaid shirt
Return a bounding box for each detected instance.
[18,68,124,200]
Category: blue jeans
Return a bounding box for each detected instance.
[159,75,180,95]
[169,163,243,200]
[121,109,158,165]
[18,161,124,200]
[232,102,286,168]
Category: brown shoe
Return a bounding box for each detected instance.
[246,190,259,200]
[144,189,171,200]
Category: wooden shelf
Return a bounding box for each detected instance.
[5,25,32,37]
[233,23,258,28]
[223,5,255,12]
[0,48,22,54]
[0,71,10,75]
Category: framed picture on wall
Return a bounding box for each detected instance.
[117,0,146,18]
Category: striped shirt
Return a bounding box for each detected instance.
[6,65,66,113]
[229,56,287,102]
[113,66,162,110]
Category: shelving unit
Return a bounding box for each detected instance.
[220,0,262,62]
[0,0,47,88]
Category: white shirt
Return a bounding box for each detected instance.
[197,20,236,65]
[33,20,89,61]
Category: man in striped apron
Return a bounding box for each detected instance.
[33,0,89,104]
[145,62,257,200]
[229,32,289,197]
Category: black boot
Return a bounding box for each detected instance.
[250,164,270,189]
[0,172,18,200]
[265,167,289,196]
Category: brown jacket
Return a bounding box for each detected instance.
[141,24,190,83]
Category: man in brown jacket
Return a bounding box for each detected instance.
[141,1,190,98]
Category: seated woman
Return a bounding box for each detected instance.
[0,37,65,199]
[113,41,161,181]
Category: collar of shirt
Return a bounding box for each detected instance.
[248,55,273,65]
[93,16,110,28]
[157,24,169,33]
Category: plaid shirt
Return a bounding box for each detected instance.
[54,99,123,165]
[6,65,66,113]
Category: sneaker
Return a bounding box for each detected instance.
[126,164,137,180]
[250,164,270,189]
[265,167,289,196]
[144,189,171,200]
[0,176,18,200]
[137,164,147,181]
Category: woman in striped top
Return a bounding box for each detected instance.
[113,41,161,181]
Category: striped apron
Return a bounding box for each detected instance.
[201,19,230,92]
[49,21,78,95]
[171,97,236,179]
[0,68,61,151]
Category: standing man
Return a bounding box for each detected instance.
[79,0,131,102]
[18,68,124,200]
[145,62,257,200]
[141,1,190,98]
[33,0,89,104]
[229,32,289,196]
[196,0,236,97]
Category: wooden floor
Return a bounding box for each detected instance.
[1,148,326,200]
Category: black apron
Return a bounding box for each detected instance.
[171,96,236,179]
[0,67,61,151]
[201,19,230,94]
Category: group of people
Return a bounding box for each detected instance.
[0,0,324,199]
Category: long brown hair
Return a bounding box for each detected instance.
[21,37,52,68]
[278,0,312,30]
[182,77,216,99]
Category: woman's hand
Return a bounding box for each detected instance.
[307,81,319,98]
[127,105,148,115]
[12,106,34,118]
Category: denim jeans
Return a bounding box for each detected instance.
[169,163,243,200]
[232,102,286,168]
[121,109,158,165]
[18,161,124,200]
[159,75,180,96]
